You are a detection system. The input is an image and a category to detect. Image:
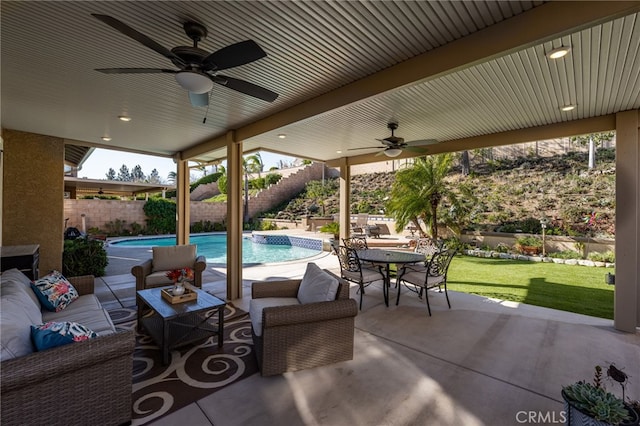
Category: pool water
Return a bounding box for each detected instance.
[110,234,322,265]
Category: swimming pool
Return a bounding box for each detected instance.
[110,233,323,265]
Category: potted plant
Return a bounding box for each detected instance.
[562,364,639,426]
[319,222,340,249]
[515,235,543,255]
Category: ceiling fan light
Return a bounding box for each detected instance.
[175,71,213,94]
[384,148,402,158]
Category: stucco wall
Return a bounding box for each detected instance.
[2,130,64,273]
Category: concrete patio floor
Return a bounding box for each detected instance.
[99,239,640,426]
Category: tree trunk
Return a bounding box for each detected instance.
[461,151,470,176]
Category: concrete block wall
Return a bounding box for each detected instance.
[64,199,148,232]
[247,163,336,219]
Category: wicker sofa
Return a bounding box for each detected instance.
[0,268,135,426]
[250,268,358,376]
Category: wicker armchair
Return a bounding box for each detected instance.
[131,244,206,292]
[250,271,358,376]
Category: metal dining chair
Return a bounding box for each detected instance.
[342,236,368,250]
[334,245,385,310]
[396,248,457,316]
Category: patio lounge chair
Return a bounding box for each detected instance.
[250,266,357,376]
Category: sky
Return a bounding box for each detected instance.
[77,148,296,182]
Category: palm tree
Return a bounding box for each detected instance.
[386,153,456,239]
[244,153,264,177]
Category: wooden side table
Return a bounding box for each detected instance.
[0,244,40,280]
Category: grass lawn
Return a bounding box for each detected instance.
[446,255,615,319]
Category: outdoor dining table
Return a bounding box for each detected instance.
[356,249,425,307]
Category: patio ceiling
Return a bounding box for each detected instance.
[2,1,640,167]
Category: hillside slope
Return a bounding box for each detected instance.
[270,149,616,237]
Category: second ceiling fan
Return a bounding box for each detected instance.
[92,14,278,107]
[350,122,438,157]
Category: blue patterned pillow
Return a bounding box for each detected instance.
[30,321,97,351]
[30,271,79,312]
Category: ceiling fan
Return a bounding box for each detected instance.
[91,14,278,107]
[349,122,438,157]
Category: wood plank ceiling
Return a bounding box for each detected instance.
[2,1,639,167]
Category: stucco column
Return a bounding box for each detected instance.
[339,158,351,241]
[2,130,64,273]
[614,110,640,332]
[226,131,243,300]
[176,159,190,245]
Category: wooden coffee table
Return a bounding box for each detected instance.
[136,287,226,364]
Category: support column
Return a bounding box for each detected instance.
[226,131,243,300]
[614,110,640,332]
[339,158,351,241]
[176,159,190,245]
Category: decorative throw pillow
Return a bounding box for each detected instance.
[30,321,97,351]
[297,262,339,304]
[31,271,79,312]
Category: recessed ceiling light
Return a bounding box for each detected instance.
[101,136,112,141]
[277,134,286,139]
[560,105,576,112]
[336,150,342,154]
[547,47,571,59]
[118,115,131,122]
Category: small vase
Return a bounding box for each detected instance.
[173,283,186,296]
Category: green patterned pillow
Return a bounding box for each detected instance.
[30,271,79,312]
[30,321,97,351]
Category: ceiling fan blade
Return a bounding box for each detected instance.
[202,40,267,71]
[215,75,278,102]
[95,68,177,74]
[189,92,209,107]
[92,14,185,67]
[348,146,383,150]
[406,139,439,146]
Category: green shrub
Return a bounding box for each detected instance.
[104,218,127,236]
[587,250,615,263]
[260,220,278,231]
[62,237,108,277]
[265,173,282,186]
[130,221,143,235]
[548,250,582,259]
[515,236,542,248]
[143,198,176,234]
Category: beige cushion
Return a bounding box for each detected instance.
[249,297,300,337]
[0,284,44,360]
[152,245,197,272]
[1,268,40,308]
[145,271,175,286]
[42,294,116,336]
[297,262,339,304]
